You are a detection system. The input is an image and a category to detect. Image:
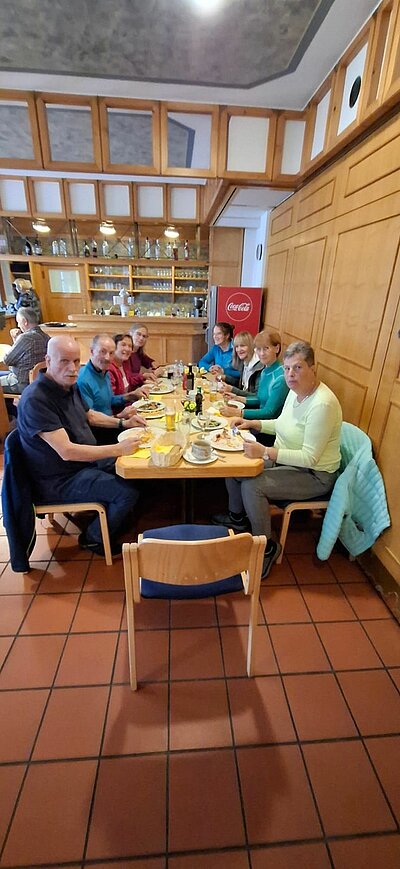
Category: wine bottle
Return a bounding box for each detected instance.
[83,240,90,257]
[184,240,190,260]
[195,386,203,415]
[33,236,42,255]
[91,239,98,257]
[102,239,109,257]
[186,364,194,391]
[51,239,59,256]
[24,239,32,256]
[154,239,160,260]
[172,239,178,260]
[144,237,151,258]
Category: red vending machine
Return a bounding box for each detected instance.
[207,286,264,347]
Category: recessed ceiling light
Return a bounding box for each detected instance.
[99,221,116,236]
[191,0,225,14]
[32,218,51,233]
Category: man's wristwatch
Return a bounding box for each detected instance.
[118,419,124,431]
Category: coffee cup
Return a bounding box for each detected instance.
[192,437,212,460]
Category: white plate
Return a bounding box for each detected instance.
[132,399,166,418]
[148,379,175,395]
[183,448,219,465]
[206,431,255,451]
[227,399,246,409]
[117,429,157,449]
[191,415,226,432]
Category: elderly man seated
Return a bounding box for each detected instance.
[0,307,49,395]
[17,335,144,555]
[77,333,148,443]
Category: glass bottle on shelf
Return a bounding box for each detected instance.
[184,239,190,260]
[24,238,32,256]
[83,240,90,257]
[59,239,67,256]
[165,241,172,258]
[173,239,178,260]
[127,237,135,257]
[91,239,98,257]
[144,237,151,258]
[51,239,59,256]
[154,238,160,260]
[101,239,109,257]
[32,236,42,255]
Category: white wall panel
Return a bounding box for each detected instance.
[170,186,197,219]
[33,180,63,213]
[227,116,269,173]
[103,183,131,216]
[281,120,306,174]
[0,178,28,212]
[68,182,97,215]
[338,43,368,135]
[311,91,331,159]
[136,185,164,218]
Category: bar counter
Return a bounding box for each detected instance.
[43,314,208,364]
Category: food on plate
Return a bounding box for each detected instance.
[195,416,222,430]
[134,400,165,417]
[210,431,244,449]
[148,380,172,394]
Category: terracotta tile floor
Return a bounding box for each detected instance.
[0,466,400,868]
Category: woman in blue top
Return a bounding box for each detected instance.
[198,322,239,382]
[221,328,288,423]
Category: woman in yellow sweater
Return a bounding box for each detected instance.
[212,341,342,578]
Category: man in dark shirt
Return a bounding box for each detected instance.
[1,307,49,394]
[17,335,144,554]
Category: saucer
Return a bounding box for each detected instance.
[183,448,218,465]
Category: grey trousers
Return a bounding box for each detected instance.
[226,462,338,536]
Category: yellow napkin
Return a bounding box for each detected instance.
[154,445,173,454]
[132,448,152,458]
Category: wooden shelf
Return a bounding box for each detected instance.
[175,290,207,295]
[88,273,129,278]
[175,277,207,281]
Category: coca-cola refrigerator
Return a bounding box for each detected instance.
[206,286,264,348]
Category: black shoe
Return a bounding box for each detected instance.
[261,541,282,580]
[78,532,122,557]
[211,512,251,533]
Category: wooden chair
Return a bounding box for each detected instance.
[36,502,113,566]
[271,500,330,563]
[123,527,266,690]
[29,360,47,382]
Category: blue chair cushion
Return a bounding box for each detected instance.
[140,524,244,599]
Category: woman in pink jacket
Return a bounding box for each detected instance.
[109,333,148,399]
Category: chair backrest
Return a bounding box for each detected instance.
[339,421,371,470]
[0,343,12,363]
[29,360,47,382]
[124,532,266,602]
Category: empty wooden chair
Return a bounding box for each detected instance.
[123,524,266,690]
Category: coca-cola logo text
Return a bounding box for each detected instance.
[224,292,253,322]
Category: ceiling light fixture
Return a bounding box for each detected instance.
[32,218,51,234]
[164,225,180,239]
[99,220,116,236]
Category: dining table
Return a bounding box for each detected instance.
[115,382,264,522]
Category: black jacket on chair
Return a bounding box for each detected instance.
[2,429,36,572]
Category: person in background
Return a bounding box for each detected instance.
[198,322,239,381]
[221,328,288,426]
[13,279,42,321]
[0,307,49,394]
[221,331,263,397]
[109,333,150,398]
[128,324,165,382]
[17,336,143,555]
[77,334,146,443]
[212,341,342,578]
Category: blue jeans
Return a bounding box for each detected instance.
[37,459,139,544]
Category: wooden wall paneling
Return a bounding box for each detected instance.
[281,236,329,346]
[263,246,291,331]
[327,23,375,149]
[0,90,42,169]
[133,183,166,222]
[208,227,243,288]
[29,178,66,218]
[316,210,400,429]
[99,97,161,174]
[64,180,100,219]
[218,106,277,180]
[167,185,200,223]
[382,0,400,101]
[272,111,307,184]
[367,263,400,582]
[160,102,219,178]
[340,113,400,214]
[99,181,133,221]
[36,93,102,172]
[360,0,398,119]
[269,202,294,240]
[0,176,32,215]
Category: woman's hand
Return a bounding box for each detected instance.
[221,383,233,394]
[223,405,242,418]
[142,370,158,382]
[152,365,165,377]
[228,415,244,427]
[236,418,261,431]
[243,441,267,459]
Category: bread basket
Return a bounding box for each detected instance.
[150,431,186,467]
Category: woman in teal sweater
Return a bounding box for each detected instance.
[222,328,288,423]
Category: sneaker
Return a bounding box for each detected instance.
[211,512,251,533]
[78,532,122,557]
[261,540,282,580]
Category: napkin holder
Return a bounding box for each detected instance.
[150,431,186,467]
